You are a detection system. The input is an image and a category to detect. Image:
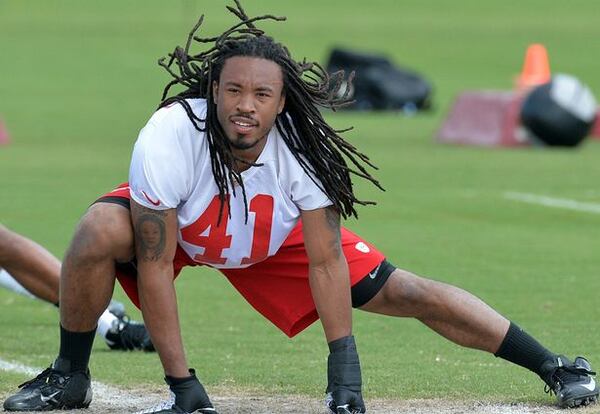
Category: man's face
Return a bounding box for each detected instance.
[140,220,161,249]
[213,56,285,161]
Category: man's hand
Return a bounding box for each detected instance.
[326,336,366,414]
[165,369,217,413]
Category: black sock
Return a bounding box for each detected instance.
[494,321,556,376]
[56,324,96,373]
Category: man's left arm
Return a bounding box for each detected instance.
[301,206,352,341]
[301,206,365,414]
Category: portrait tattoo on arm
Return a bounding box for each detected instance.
[133,204,167,262]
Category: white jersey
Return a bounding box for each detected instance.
[129,99,332,269]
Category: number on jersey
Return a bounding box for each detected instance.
[180,194,274,266]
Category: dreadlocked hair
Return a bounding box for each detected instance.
[157,0,383,222]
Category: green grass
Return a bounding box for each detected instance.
[1,0,600,405]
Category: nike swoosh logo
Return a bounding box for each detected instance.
[336,404,352,414]
[142,190,160,206]
[581,377,596,392]
[40,391,61,403]
[109,185,130,193]
[368,264,381,279]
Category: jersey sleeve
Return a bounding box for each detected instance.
[280,148,333,211]
[129,105,197,210]
[274,124,334,211]
[289,167,333,211]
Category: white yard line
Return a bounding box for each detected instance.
[0,356,128,397]
[504,192,600,214]
[0,358,40,377]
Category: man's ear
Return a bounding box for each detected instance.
[212,80,219,103]
[277,91,286,114]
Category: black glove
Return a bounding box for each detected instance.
[326,336,366,414]
[165,369,217,413]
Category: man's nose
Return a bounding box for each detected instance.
[236,93,255,113]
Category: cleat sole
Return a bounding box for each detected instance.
[559,392,599,409]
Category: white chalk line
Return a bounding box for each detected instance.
[504,192,600,214]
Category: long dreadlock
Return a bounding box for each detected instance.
[158,0,383,222]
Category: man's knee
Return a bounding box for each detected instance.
[374,269,438,316]
[68,203,134,263]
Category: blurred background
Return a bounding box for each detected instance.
[1,0,600,405]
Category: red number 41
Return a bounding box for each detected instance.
[180,194,274,265]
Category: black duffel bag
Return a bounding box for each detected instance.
[325,47,432,112]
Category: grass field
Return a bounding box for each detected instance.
[1,1,600,412]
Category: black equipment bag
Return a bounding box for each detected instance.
[325,47,432,112]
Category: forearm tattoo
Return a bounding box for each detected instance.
[325,206,342,246]
[133,204,167,262]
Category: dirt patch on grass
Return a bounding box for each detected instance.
[4,382,599,414]
[2,360,597,414]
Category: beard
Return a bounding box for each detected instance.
[229,133,265,150]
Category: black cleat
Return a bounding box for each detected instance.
[3,366,92,411]
[325,393,364,414]
[135,393,217,414]
[540,355,599,408]
[105,314,155,352]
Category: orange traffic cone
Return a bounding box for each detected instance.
[516,43,551,91]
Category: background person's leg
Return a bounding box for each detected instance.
[0,221,152,352]
[0,224,60,304]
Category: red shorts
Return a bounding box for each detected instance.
[101,184,385,337]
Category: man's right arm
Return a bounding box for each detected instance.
[130,199,189,377]
[131,200,216,412]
